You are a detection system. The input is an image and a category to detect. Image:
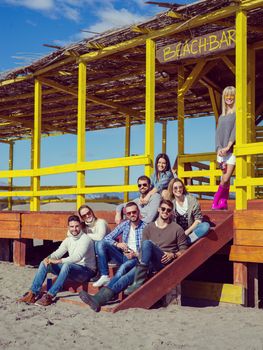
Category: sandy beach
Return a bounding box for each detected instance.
[0,261,262,350]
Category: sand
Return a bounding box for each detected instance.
[0,262,262,350]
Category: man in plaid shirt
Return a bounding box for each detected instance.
[92,201,145,288]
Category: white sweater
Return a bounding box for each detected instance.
[84,218,110,241]
[50,231,96,271]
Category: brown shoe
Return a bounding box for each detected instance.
[35,293,53,307]
[17,291,37,304]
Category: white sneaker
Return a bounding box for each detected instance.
[92,275,110,288]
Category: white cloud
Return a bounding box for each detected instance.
[5,0,54,11]
[77,6,147,41]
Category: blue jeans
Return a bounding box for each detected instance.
[140,240,166,272]
[30,261,96,297]
[106,258,138,294]
[188,222,210,244]
[96,240,128,275]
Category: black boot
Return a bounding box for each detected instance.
[79,287,115,312]
[124,263,148,296]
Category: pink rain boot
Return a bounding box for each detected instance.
[212,184,225,210]
[217,185,230,210]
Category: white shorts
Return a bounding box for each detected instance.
[217,152,236,165]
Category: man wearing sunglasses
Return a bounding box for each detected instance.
[124,199,188,295]
[91,202,146,288]
[115,175,161,225]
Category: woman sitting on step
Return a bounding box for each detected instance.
[78,204,110,246]
[140,153,173,205]
[167,178,210,244]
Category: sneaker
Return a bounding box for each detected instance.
[17,291,37,304]
[92,275,110,288]
[90,273,100,283]
[35,293,53,307]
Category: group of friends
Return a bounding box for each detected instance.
[17,86,236,312]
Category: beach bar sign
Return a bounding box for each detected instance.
[156,28,235,63]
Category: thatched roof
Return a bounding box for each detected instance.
[1,0,263,141]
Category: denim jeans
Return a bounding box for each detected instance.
[30,261,96,297]
[96,240,128,275]
[140,240,166,272]
[188,222,210,244]
[107,258,138,294]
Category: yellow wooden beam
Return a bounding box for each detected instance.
[182,169,222,177]
[76,61,87,208]
[0,74,33,87]
[7,142,14,210]
[161,121,167,154]
[35,57,75,76]
[179,60,206,96]
[235,9,248,210]
[208,87,220,123]
[180,152,217,162]
[80,5,238,63]
[234,142,263,156]
[221,55,236,75]
[39,77,77,96]
[30,79,42,211]
[0,155,151,179]
[247,46,256,199]
[241,0,263,10]
[124,115,131,203]
[0,88,54,103]
[182,280,244,305]
[144,39,155,177]
[177,65,185,162]
[131,26,152,34]
[186,185,235,193]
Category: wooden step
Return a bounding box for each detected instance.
[42,263,119,294]
[111,212,233,312]
[58,291,121,311]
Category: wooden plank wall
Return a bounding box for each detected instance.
[230,209,263,307]
[0,212,21,264]
[0,211,116,266]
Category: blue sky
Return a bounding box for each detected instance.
[0,0,216,190]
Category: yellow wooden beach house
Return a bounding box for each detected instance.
[0,0,262,310]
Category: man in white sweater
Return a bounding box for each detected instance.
[17,215,96,307]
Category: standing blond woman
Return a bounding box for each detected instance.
[212,86,236,210]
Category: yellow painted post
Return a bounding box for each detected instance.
[76,61,87,209]
[247,46,256,200]
[7,142,14,210]
[177,65,185,179]
[145,38,155,177]
[162,121,167,154]
[29,132,34,209]
[30,79,42,211]
[235,9,248,210]
[124,115,131,203]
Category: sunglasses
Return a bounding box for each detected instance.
[81,210,92,217]
[224,95,235,100]
[173,186,183,190]
[126,210,137,216]
[138,183,148,188]
[160,207,172,213]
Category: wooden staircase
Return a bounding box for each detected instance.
[111,211,233,312]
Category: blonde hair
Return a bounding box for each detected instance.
[222,86,236,116]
